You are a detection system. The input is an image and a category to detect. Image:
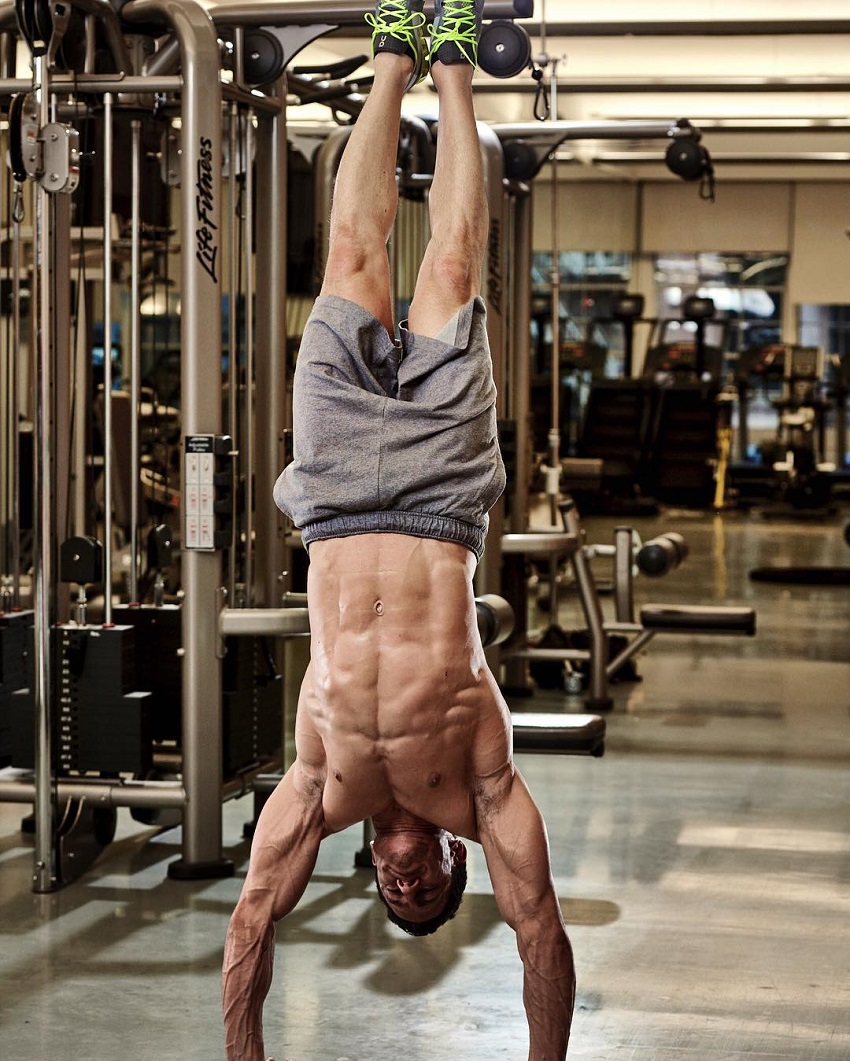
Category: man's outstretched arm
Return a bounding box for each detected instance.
[476,768,575,1060]
[222,767,325,1061]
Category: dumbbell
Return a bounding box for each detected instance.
[636,532,689,577]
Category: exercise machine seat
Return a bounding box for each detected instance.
[640,604,756,636]
[511,712,606,757]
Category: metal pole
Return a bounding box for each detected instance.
[102,92,114,624]
[493,119,701,141]
[544,57,563,527]
[560,499,613,710]
[254,77,289,609]
[243,108,255,604]
[9,190,22,605]
[129,119,142,602]
[32,51,59,894]
[124,0,231,879]
[547,151,560,526]
[0,777,186,809]
[227,103,238,603]
[613,526,634,624]
[475,124,506,679]
[509,188,532,534]
[206,0,532,26]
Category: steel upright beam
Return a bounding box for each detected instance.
[124,0,233,880]
[254,78,289,609]
[507,186,532,534]
[475,123,505,604]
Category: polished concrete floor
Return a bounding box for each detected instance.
[2,507,850,1060]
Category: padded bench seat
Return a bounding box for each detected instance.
[640,604,756,636]
[502,532,579,556]
[511,712,606,757]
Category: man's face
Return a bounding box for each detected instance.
[371,831,465,924]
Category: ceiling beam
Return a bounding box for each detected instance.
[522,20,850,37]
[473,79,850,94]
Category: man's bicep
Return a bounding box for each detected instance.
[476,770,559,930]
[244,768,326,921]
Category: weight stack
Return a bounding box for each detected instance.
[222,636,256,776]
[0,611,35,767]
[222,636,283,778]
[56,625,153,775]
[255,639,283,761]
[112,605,182,744]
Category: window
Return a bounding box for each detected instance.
[530,251,633,377]
[653,253,788,357]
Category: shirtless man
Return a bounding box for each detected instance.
[222,2,575,1058]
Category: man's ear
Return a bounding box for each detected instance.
[370,840,377,866]
[449,838,467,864]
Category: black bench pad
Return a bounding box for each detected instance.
[640,604,756,636]
[511,713,606,757]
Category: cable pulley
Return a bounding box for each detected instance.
[242,29,286,87]
[479,19,532,79]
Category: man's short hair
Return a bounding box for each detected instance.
[374,861,467,936]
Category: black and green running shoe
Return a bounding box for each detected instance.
[429,0,484,67]
[365,0,429,90]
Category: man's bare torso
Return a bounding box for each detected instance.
[294,533,512,839]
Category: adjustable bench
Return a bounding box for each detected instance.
[502,497,758,710]
[639,604,756,636]
[511,712,606,757]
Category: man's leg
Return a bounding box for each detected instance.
[407,1,487,339]
[322,1,427,336]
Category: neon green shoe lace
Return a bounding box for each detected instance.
[365,0,427,54]
[429,1,479,66]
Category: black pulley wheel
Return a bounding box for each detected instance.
[8,94,28,182]
[479,20,531,79]
[665,138,706,181]
[503,140,540,181]
[243,29,285,87]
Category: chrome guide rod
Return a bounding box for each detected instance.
[32,51,58,893]
[227,103,238,603]
[244,108,255,604]
[129,118,142,602]
[102,91,114,624]
[9,185,22,605]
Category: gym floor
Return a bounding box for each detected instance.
[1,509,849,1061]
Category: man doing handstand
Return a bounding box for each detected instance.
[222,2,575,1058]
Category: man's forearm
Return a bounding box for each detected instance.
[222,917,275,1061]
[518,927,575,1061]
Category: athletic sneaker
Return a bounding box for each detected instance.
[429,0,484,67]
[365,0,428,90]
